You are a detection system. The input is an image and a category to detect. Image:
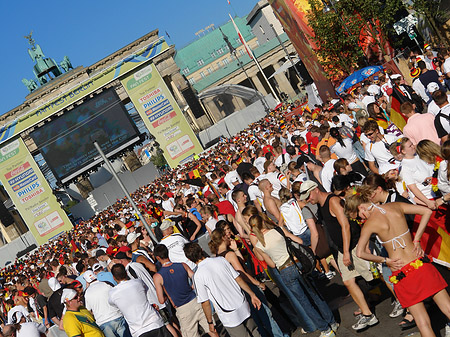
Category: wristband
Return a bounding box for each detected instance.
[208,321,214,325]
[413,240,420,243]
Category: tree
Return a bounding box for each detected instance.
[306,0,405,80]
[306,0,364,79]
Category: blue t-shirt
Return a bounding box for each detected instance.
[96,271,117,286]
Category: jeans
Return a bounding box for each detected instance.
[100,316,132,337]
[245,284,289,337]
[298,228,311,247]
[278,263,335,332]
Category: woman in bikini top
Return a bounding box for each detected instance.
[344,186,432,271]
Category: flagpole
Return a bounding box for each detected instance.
[229,14,280,103]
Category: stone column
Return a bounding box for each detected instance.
[123,151,142,172]
[273,64,297,98]
[76,177,94,199]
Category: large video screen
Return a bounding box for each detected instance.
[30,89,141,184]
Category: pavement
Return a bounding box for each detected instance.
[212,263,450,337]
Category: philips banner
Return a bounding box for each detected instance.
[121,63,203,168]
[0,138,72,245]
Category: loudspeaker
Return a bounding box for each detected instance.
[181,87,205,118]
[0,202,14,227]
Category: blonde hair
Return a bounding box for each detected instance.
[416,139,442,164]
[388,137,410,157]
[208,228,225,255]
[248,214,276,247]
[343,185,374,217]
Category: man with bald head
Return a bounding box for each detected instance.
[258,179,282,225]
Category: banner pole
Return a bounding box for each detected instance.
[93,141,158,243]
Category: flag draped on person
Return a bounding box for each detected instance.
[389,84,409,131]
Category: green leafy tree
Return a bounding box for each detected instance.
[306,0,405,79]
[150,150,167,169]
[306,0,364,78]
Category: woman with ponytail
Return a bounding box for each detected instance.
[249,214,338,336]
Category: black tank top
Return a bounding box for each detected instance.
[320,194,360,253]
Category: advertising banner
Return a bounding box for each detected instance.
[121,63,203,168]
[0,39,169,145]
[0,138,72,245]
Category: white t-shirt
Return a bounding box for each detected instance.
[330,138,357,163]
[443,58,450,75]
[364,134,400,174]
[126,261,163,308]
[224,171,241,190]
[438,160,450,194]
[320,159,336,192]
[205,216,218,232]
[253,157,266,174]
[362,95,376,108]
[248,182,265,211]
[194,257,250,328]
[400,156,435,199]
[428,95,450,116]
[85,281,122,326]
[16,322,46,337]
[109,279,164,337]
[160,233,196,270]
[161,199,174,212]
[338,113,354,127]
[280,199,308,236]
[274,153,290,168]
[412,78,428,103]
[7,305,30,324]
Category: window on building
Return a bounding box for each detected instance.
[239,49,245,56]
[188,78,196,85]
[217,62,222,69]
[200,71,206,79]
[223,58,230,66]
[207,67,213,74]
[236,38,241,44]
[255,40,260,47]
[182,67,190,75]
[259,25,265,34]
[217,48,224,55]
[211,52,216,58]
[197,59,205,66]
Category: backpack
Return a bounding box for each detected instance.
[274,226,316,275]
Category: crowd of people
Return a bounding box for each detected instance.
[2,44,450,337]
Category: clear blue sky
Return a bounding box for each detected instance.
[0,0,258,116]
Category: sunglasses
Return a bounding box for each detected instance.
[365,132,375,137]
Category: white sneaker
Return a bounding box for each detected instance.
[389,300,404,318]
[445,324,450,337]
[319,328,336,337]
[325,271,336,279]
[352,314,378,330]
[331,322,339,332]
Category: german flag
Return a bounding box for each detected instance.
[389,84,409,131]
[414,207,450,266]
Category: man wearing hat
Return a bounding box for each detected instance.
[92,263,116,286]
[410,67,429,104]
[7,291,30,324]
[84,271,131,337]
[160,219,197,270]
[300,180,377,331]
[61,288,105,337]
[126,232,156,273]
[428,83,450,116]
